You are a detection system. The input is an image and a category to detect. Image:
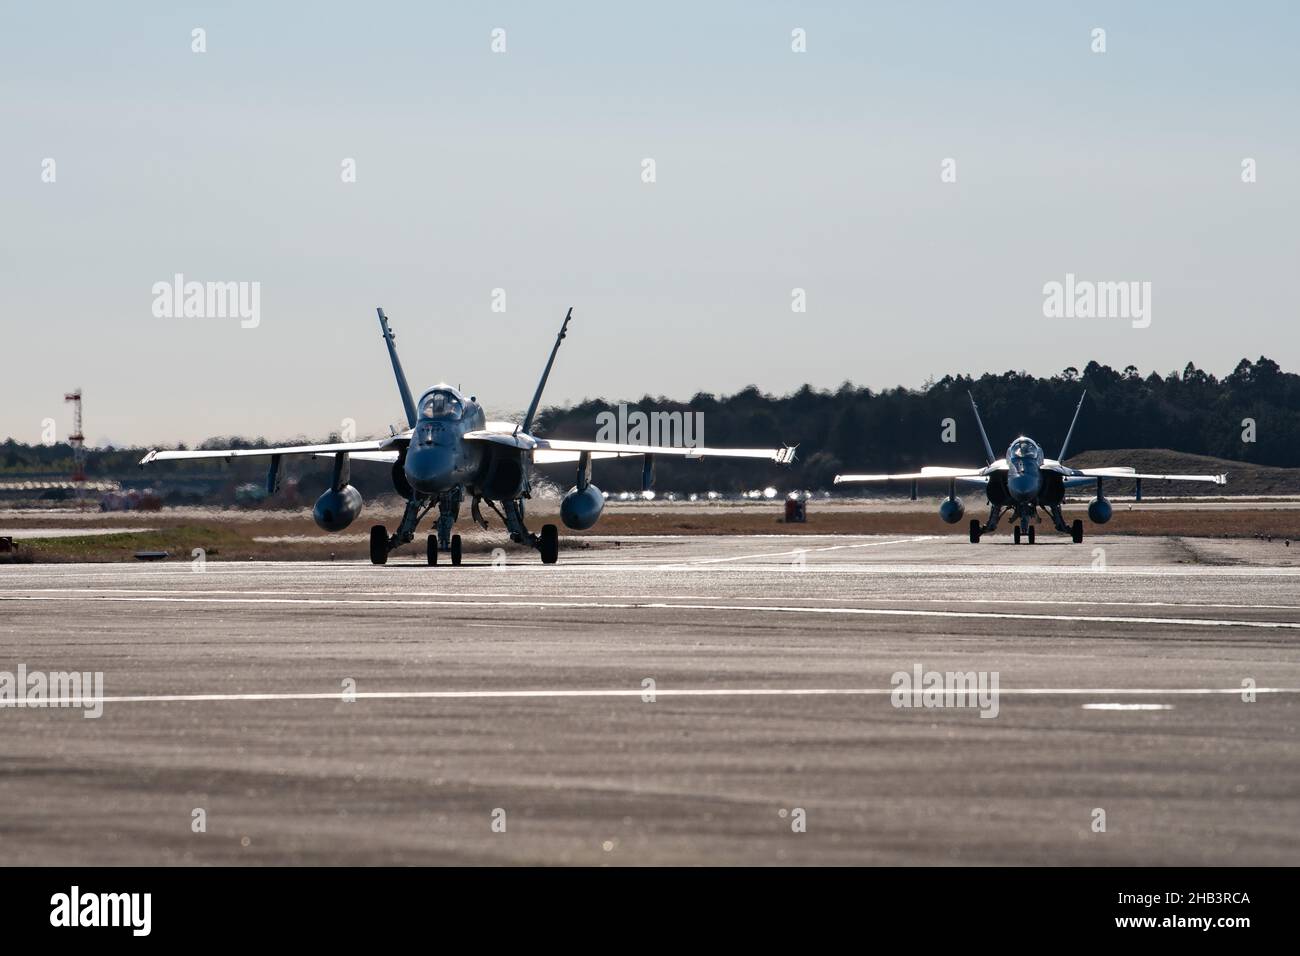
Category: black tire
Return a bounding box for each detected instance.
[427,534,438,565]
[968,518,981,544]
[369,525,388,565]
[1071,519,1084,544]
[539,524,559,565]
[1027,526,1036,544]
[1013,526,1021,545]
[451,534,462,566]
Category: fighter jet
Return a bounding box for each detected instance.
[833,391,1226,544]
[141,308,796,565]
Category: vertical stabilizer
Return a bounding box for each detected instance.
[520,308,573,435]
[967,391,997,465]
[1058,389,1087,462]
[377,308,417,429]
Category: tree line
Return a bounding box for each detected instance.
[3,357,1296,496]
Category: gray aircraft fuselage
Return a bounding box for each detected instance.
[402,385,488,496]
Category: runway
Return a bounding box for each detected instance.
[1,534,1298,865]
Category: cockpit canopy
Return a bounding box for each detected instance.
[419,388,463,421]
[1008,438,1042,463]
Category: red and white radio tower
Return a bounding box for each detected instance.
[64,388,86,508]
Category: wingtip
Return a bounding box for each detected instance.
[139,449,158,466]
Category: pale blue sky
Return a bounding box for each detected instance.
[3,1,1297,445]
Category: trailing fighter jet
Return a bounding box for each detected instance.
[833,391,1226,544]
[141,308,795,565]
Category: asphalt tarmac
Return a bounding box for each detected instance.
[1,533,1297,865]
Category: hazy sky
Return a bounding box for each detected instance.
[3,1,1297,446]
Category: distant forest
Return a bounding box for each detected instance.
[3,357,1298,497]
[533,357,1300,491]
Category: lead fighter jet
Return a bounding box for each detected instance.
[833,391,1226,544]
[141,308,795,565]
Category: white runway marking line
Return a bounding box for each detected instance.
[10,587,1300,614]
[1082,703,1175,711]
[672,535,939,564]
[23,687,1300,707]
[7,562,1300,577]
[4,593,1299,629]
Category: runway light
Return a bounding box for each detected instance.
[641,490,656,501]
[763,487,777,499]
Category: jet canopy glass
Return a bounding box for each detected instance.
[420,390,463,420]
[1010,439,1041,461]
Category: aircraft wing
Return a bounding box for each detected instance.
[1058,466,1226,485]
[532,449,626,465]
[834,465,990,484]
[314,450,400,464]
[140,440,397,465]
[538,438,796,463]
[463,432,796,464]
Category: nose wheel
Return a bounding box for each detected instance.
[427,532,464,566]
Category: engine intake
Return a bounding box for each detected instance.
[1088,497,1112,524]
[938,497,965,524]
[313,485,363,532]
[560,484,605,530]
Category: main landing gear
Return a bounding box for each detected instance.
[369,494,561,565]
[970,503,1080,544]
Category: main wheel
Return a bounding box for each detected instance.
[427,534,438,565]
[969,518,981,544]
[450,534,462,566]
[369,525,389,565]
[1027,526,1036,544]
[1071,519,1084,544]
[1013,526,1021,545]
[539,524,559,564]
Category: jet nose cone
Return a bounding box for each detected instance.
[1007,472,1038,499]
[405,447,457,494]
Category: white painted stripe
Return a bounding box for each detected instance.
[683,536,938,564]
[13,686,1297,707]
[2,593,1297,629]
[1082,703,1175,710]
[9,587,1299,613]
[4,561,1300,578]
